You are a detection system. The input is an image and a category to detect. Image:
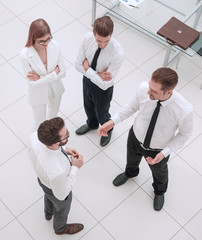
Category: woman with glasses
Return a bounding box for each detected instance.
[20,19,66,130]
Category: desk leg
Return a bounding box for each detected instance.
[163,45,172,66]
[175,53,181,69]
[193,3,202,29]
[92,0,96,26]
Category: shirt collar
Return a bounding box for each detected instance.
[160,91,175,107]
[27,41,52,57]
[43,145,61,154]
[97,36,113,50]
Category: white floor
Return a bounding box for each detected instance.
[0,0,202,239]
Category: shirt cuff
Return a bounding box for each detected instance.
[111,115,121,125]
[70,165,78,175]
[161,147,171,158]
[86,67,95,74]
[85,67,95,79]
[49,71,58,82]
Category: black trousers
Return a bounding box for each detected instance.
[125,127,169,195]
[83,76,113,129]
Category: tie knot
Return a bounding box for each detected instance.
[157,100,161,107]
[91,47,101,70]
[95,47,101,58]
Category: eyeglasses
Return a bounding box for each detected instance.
[60,134,70,142]
[35,36,53,45]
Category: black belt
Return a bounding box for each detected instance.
[140,143,162,152]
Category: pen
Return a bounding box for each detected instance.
[129,4,139,8]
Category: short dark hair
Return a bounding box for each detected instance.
[93,16,114,37]
[37,117,64,146]
[152,67,178,91]
[25,19,51,47]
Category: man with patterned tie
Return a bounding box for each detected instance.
[75,16,124,146]
[99,68,193,211]
[30,117,84,235]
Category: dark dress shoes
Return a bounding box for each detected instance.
[55,223,84,235]
[75,124,98,135]
[100,131,112,146]
[45,214,52,221]
[153,194,164,211]
[113,173,129,186]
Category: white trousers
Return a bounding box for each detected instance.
[32,95,62,131]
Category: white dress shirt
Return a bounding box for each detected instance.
[20,40,66,106]
[111,82,193,157]
[75,32,124,90]
[30,132,78,201]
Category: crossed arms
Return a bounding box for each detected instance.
[82,58,112,82]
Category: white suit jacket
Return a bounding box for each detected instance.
[20,40,66,106]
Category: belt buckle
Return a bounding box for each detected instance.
[140,143,160,152]
[140,143,150,151]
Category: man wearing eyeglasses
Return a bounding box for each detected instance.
[30,117,84,235]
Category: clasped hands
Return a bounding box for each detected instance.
[99,120,165,165]
[27,65,60,81]
[82,58,112,81]
[65,148,83,169]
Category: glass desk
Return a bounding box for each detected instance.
[92,0,202,68]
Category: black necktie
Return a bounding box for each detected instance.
[61,147,72,166]
[91,47,101,70]
[143,101,161,149]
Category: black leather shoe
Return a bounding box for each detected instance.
[153,194,164,211]
[100,131,112,146]
[45,214,52,220]
[113,173,129,186]
[75,124,98,135]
